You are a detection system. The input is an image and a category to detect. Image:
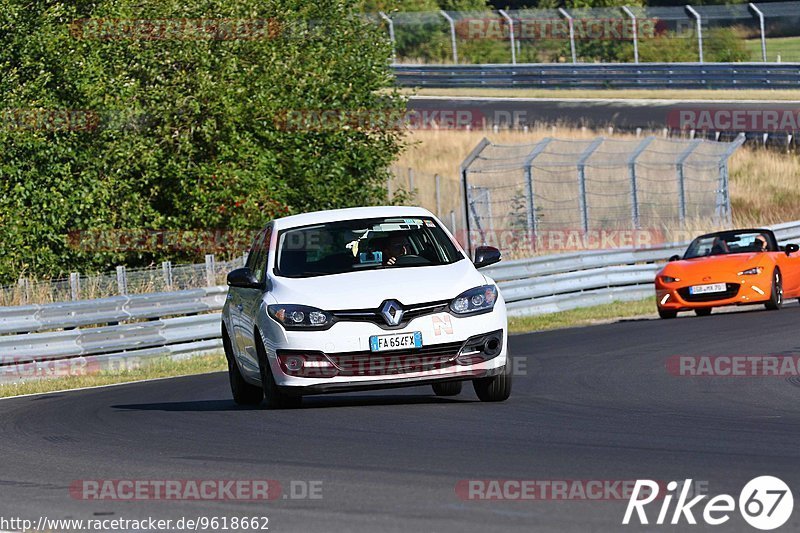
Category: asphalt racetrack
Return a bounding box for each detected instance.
[2,304,800,532]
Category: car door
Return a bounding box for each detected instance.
[231,227,270,375]
[777,242,800,297]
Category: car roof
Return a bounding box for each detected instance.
[693,228,774,241]
[271,206,435,231]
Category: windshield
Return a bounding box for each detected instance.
[683,231,773,259]
[275,216,463,278]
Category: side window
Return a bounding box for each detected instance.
[245,225,273,284]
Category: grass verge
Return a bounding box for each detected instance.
[405,88,800,101]
[508,297,655,334]
[0,352,226,399]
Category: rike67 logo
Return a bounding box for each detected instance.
[623,476,793,530]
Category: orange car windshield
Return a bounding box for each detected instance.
[684,232,772,259]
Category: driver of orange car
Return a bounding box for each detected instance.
[754,234,768,252]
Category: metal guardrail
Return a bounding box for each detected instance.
[393,63,800,89]
[1,220,799,381]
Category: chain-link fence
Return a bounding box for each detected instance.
[460,134,745,258]
[375,1,800,64]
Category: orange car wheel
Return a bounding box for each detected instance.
[765,269,783,311]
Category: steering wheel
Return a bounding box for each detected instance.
[393,254,428,266]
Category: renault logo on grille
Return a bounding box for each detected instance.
[380,300,404,326]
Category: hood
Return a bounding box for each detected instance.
[660,253,765,279]
[269,258,485,309]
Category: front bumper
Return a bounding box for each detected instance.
[656,275,771,310]
[260,305,508,391]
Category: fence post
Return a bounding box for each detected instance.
[523,138,554,237]
[440,10,458,64]
[748,3,767,62]
[685,5,703,63]
[17,278,29,305]
[378,12,396,63]
[69,272,81,301]
[116,266,127,295]
[558,8,577,64]
[450,210,456,236]
[162,261,173,290]
[435,173,442,218]
[407,167,414,192]
[716,133,745,224]
[621,6,639,64]
[205,254,216,287]
[498,10,516,65]
[627,136,655,230]
[459,137,491,257]
[576,138,604,235]
[676,139,702,224]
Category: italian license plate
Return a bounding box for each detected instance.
[689,283,727,295]
[369,332,423,352]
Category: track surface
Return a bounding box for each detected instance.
[409,96,800,132]
[2,305,800,532]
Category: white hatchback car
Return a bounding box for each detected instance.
[222,206,510,408]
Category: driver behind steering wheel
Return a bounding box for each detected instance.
[383,234,412,266]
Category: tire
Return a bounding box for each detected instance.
[473,359,512,402]
[223,325,263,406]
[255,331,302,409]
[694,308,712,317]
[658,308,677,319]
[432,381,462,396]
[765,269,783,310]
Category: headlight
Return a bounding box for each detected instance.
[660,275,680,283]
[737,267,763,276]
[268,304,333,330]
[450,285,498,315]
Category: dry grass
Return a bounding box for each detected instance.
[393,127,800,242]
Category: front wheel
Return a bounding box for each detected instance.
[765,269,783,310]
[224,326,263,406]
[658,308,677,319]
[473,360,512,402]
[432,381,462,396]
[255,332,302,409]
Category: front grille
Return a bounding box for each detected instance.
[327,340,463,376]
[678,283,740,302]
[331,300,450,329]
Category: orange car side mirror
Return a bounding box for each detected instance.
[785,243,799,255]
[668,255,681,262]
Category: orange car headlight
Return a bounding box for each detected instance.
[737,267,763,276]
[660,275,680,283]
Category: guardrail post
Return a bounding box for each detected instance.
[676,139,701,224]
[685,5,703,63]
[558,8,577,64]
[69,273,81,301]
[576,138,604,235]
[523,138,553,238]
[627,136,655,230]
[716,133,745,224]
[748,3,767,62]
[440,10,458,64]
[162,261,173,290]
[621,6,639,64]
[205,254,216,287]
[116,266,127,295]
[498,10,516,65]
[378,12,396,64]
[459,137,491,257]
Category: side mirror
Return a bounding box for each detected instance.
[785,243,799,255]
[473,246,501,269]
[668,255,681,262]
[227,267,263,290]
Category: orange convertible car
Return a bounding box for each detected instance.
[655,229,800,319]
